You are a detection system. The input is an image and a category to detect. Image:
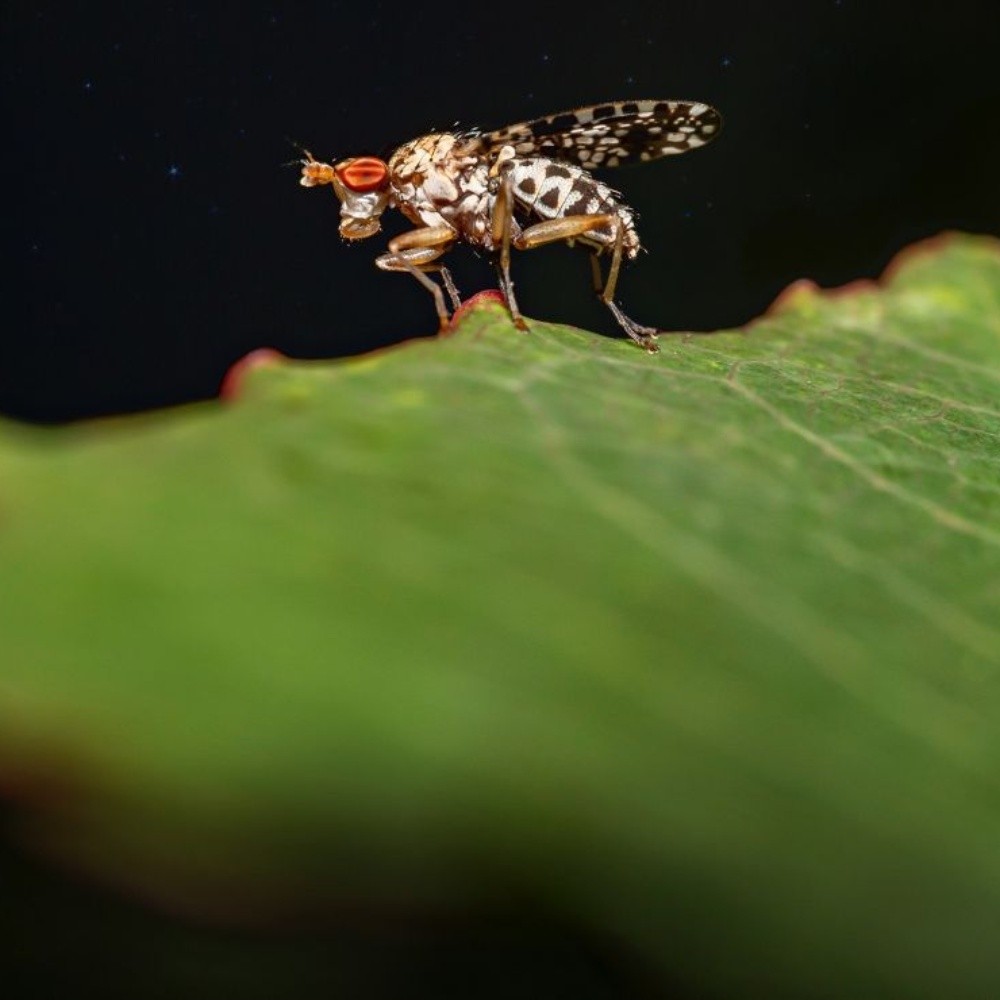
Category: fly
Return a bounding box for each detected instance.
[299,99,722,352]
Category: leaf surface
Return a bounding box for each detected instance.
[2,234,1000,997]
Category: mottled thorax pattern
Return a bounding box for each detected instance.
[388,133,493,247]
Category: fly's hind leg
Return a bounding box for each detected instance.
[523,214,660,352]
[588,226,659,354]
[375,226,459,331]
[493,181,659,352]
[492,174,615,332]
[491,176,620,332]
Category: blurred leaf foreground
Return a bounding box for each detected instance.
[2,234,1000,998]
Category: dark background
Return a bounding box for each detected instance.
[6,1,1000,423]
[3,2,1000,997]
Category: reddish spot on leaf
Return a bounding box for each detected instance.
[448,289,505,329]
[219,349,286,401]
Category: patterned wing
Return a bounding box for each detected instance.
[479,99,722,169]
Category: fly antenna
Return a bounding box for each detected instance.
[283,135,324,168]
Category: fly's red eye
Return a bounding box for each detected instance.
[336,157,389,193]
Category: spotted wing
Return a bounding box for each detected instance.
[479,99,722,169]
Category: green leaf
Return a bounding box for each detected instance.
[3,233,1000,997]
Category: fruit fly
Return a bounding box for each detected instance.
[298,99,722,352]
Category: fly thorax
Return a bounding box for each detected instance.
[389,133,491,243]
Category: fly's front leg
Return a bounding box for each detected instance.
[518,215,659,353]
[376,247,453,330]
[375,226,459,331]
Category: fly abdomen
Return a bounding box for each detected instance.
[504,157,640,257]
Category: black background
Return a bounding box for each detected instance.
[4,2,1000,997]
[6,1,1000,423]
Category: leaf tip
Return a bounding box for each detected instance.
[219,348,287,401]
[880,231,964,285]
[758,231,1000,330]
[763,277,822,318]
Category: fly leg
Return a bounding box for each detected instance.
[492,181,616,332]
[375,226,460,331]
[492,187,659,352]
[588,223,660,353]
[491,173,529,331]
